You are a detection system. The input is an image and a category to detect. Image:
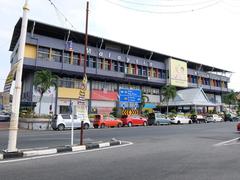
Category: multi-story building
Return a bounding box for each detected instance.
[7,18,231,115]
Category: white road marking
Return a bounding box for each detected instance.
[213,137,240,147]
[0,141,133,164]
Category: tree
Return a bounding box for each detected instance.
[222,91,237,110]
[161,85,177,115]
[139,94,149,114]
[33,70,58,115]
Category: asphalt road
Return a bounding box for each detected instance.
[0,122,239,180]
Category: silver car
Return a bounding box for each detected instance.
[51,114,91,131]
[148,113,172,125]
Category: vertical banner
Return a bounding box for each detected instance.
[76,75,88,120]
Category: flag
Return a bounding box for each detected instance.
[65,41,73,51]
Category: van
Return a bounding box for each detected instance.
[51,114,91,131]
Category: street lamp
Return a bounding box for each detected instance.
[7,0,29,152]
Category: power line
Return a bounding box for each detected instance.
[118,0,219,7]
[105,0,222,14]
[47,0,78,30]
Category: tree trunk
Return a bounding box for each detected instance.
[39,95,43,116]
[166,100,169,116]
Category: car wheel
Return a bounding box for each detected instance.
[177,121,181,124]
[117,123,122,128]
[189,120,192,124]
[93,125,98,128]
[84,123,89,129]
[156,122,160,126]
[143,121,147,126]
[58,124,65,131]
[128,122,132,127]
[100,124,105,128]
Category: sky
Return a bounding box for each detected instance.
[0,0,240,91]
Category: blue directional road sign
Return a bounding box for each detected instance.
[119,88,141,103]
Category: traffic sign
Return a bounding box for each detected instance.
[119,89,141,103]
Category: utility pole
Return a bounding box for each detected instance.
[80,1,89,146]
[7,0,29,152]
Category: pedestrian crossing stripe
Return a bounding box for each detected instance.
[122,109,139,115]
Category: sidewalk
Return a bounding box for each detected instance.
[0,139,122,160]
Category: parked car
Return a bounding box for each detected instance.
[232,116,240,122]
[206,114,223,123]
[237,122,240,131]
[51,114,91,131]
[171,115,192,124]
[121,115,147,127]
[190,114,206,123]
[148,113,171,125]
[0,112,11,122]
[93,114,122,128]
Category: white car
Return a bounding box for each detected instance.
[51,114,91,131]
[171,115,192,124]
[206,114,223,123]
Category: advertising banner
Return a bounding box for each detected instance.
[169,58,188,87]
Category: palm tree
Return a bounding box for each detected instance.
[33,70,58,115]
[161,85,177,115]
[223,90,237,109]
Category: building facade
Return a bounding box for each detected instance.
[7,18,231,115]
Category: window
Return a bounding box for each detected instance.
[51,49,62,62]
[153,68,157,78]
[138,65,142,76]
[92,81,117,92]
[104,59,111,70]
[142,66,147,76]
[97,58,104,69]
[130,64,135,74]
[59,78,74,88]
[63,51,71,64]
[38,46,50,60]
[119,62,124,73]
[80,54,85,66]
[112,61,118,72]
[125,63,129,74]
[73,53,79,65]
[60,107,70,115]
[88,56,96,68]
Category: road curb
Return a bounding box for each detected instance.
[0,140,121,160]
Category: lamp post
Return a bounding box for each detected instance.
[80,1,89,146]
[7,0,30,152]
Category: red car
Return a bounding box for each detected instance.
[121,115,147,127]
[237,123,240,131]
[93,114,122,128]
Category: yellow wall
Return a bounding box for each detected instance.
[24,44,37,59]
[58,87,90,99]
